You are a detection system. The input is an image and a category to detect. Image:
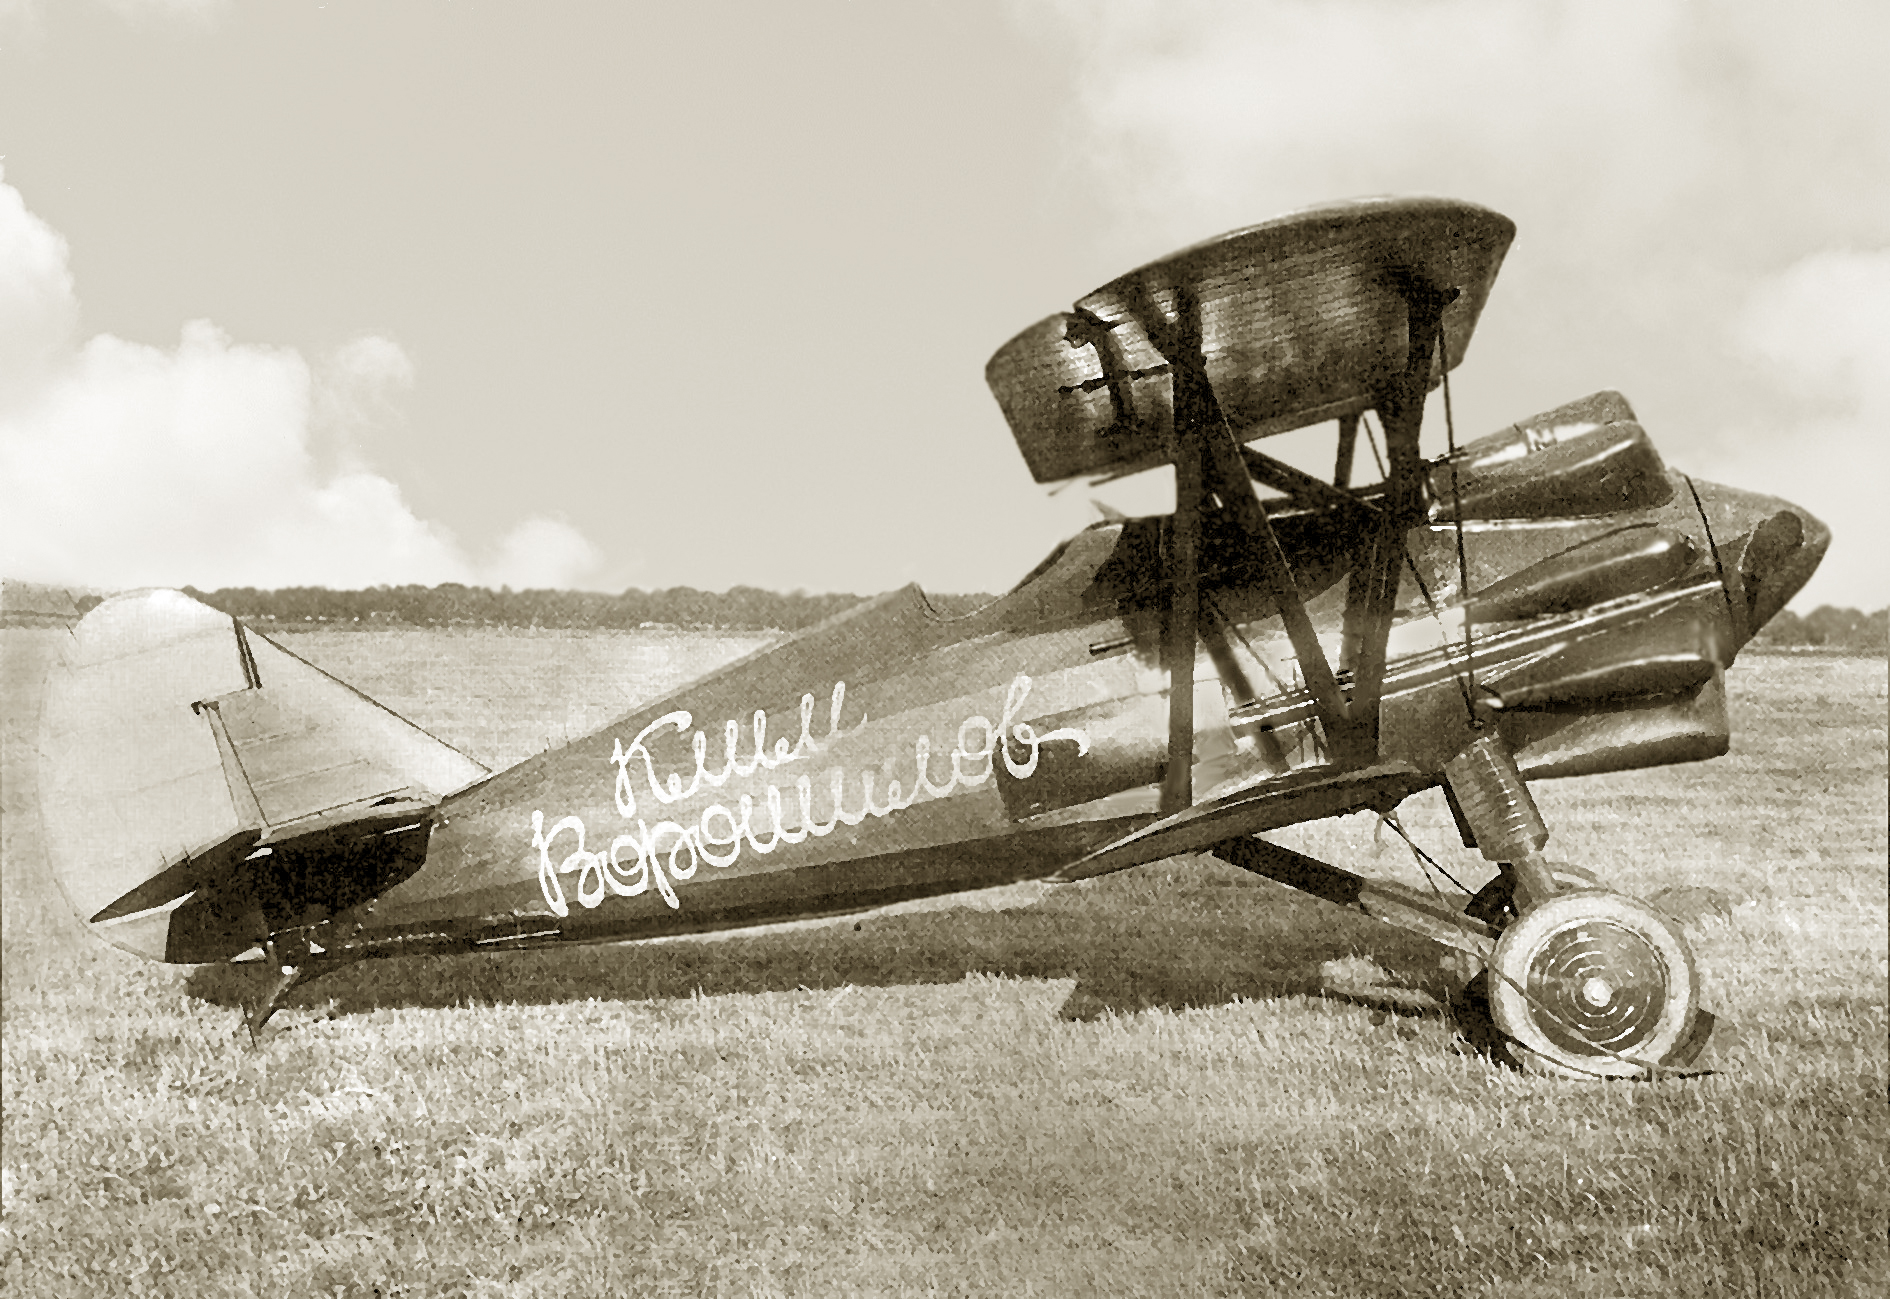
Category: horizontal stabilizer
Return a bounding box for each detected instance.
[39,590,487,962]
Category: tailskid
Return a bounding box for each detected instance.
[241,941,361,1043]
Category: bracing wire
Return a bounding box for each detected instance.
[1402,551,1480,726]
[1435,318,1478,716]
[1202,589,1291,696]
[1361,410,1389,483]
[1358,389,1478,726]
[1379,809,1472,897]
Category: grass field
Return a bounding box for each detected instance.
[2,628,1884,1297]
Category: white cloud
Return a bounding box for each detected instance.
[1737,250,1890,414]
[0,170,600,592]
[328,333,416,401]
[1708,250,1890,610]
[485,518,603,592]
[0,177,76,411]
[0,0,39,41]
[1042,0,1885,255]
[2,0,227,45]
[1033,0,1889,609]
[1041,1,1711,248]
[310,332,418,478]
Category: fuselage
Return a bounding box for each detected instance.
[327,410,1825,966]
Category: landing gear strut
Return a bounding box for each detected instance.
[1444,734,1716,1075]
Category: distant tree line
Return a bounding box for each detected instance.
[177,583,996,631]
[1749,605,1888,654]
[12,581,1884,652]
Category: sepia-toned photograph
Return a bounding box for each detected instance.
[3,3,1884,1295]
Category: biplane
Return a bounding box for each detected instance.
[40,197,1826,1076]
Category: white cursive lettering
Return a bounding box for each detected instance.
[533,673,1087,916]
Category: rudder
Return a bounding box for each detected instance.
[39,590,487,963]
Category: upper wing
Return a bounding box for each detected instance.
[985,197,1515,485]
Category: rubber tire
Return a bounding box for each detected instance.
[1488,890,1699,1079]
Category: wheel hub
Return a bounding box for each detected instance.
[1526,919,1670,1058]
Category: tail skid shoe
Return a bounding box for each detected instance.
[243,942,357,1044]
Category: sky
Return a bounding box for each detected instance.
[0,0,1884,609]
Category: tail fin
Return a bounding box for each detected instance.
[39,590,487,963]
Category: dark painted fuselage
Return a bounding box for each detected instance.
[315,399,1825,967]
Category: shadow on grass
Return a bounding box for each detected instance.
[182,865,1470,1030]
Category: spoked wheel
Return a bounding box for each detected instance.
[1487,890,1700,1078]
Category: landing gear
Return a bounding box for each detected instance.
[1486,889,1706,1077]
[1440,735,1719,1075]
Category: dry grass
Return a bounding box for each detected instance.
[2,629,1883,1297]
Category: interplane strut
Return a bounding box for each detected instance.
[1096,276,1458,799]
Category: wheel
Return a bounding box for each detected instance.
[1487,890,1699,1078]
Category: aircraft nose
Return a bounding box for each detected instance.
[1685,477,1831,647]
